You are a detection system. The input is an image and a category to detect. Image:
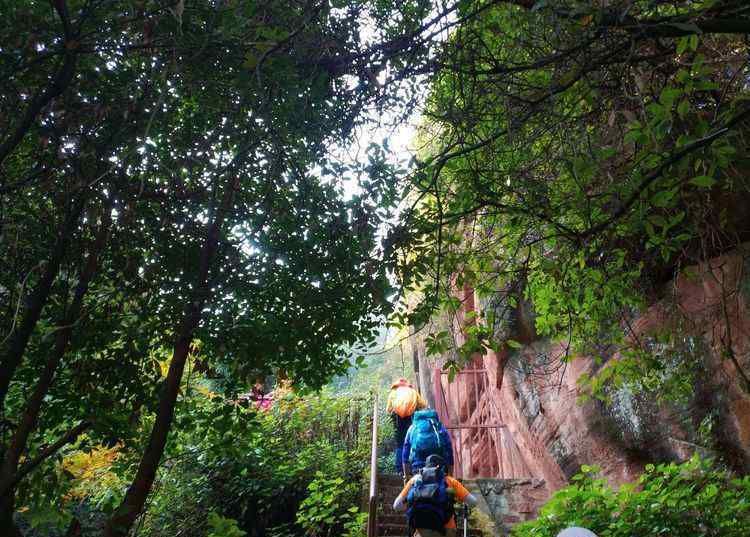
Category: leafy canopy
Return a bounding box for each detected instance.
[392,0,750,387]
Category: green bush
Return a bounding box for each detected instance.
[137,391,373,537]
[513,456,750,537]
[296,453,367,537]
[207,512,246,537]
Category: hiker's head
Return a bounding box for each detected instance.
[425,454,445,469]
[391,377,413,389]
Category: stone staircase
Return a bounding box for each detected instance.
[373,474,408,536]
[373,474,483,537]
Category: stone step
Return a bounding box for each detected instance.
[377,492,406,504]
[378,487,405,496]
[377,525,483,537]
[378,473,406,484]
[379,481,406,489]
[377,479,406,488]
[378,514,406,525]
[377,523,409,536]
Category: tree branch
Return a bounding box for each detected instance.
[0,420,90,497]
[582,105,750,239]
[0,0,78,169]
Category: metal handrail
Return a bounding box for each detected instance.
[366,393,379,537]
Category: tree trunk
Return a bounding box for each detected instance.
[0,200,110,516]
[103,176,239,537]
[0,196,86,410]
[0,497,23,537]
[0,420,89,498]
[65,516,82,537]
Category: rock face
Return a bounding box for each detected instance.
[409,247,750,500]
[470,478,548,535]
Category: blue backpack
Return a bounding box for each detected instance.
[406,466,452,533]
[409,409,444,462]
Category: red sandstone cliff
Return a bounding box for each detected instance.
[409,246,750,491]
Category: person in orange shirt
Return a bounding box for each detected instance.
[392,454,478,537]
[386,378,427,476]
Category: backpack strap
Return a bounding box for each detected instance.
[430,419,442,448]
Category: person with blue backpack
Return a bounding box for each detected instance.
[387,378,428,476]
[402,408,454,477]
[393,454,477,537]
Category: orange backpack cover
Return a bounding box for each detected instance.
[389,384,420,418]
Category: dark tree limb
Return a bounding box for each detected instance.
[0,195,112,509]
[103,172,241,537]
[0,419,88,536]
[0,0,78,169]
[0,194,87,409]
[606,17,750,38]
[0,420,90,497]
[581,105,750,239]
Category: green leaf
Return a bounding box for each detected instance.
[676,37,690,55]
[677,99,690,118]
[651,188,677,208]
[659,87,681,108]
[696,81,719,91]
[648,215,667,228]
[690,175,716,188]
[506,339,523,349]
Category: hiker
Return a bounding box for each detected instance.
[393,454,477,537]
[402,408,453,477]
[387,378,427,475]
[250,381,273,411]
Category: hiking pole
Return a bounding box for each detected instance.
[463,504,469,537]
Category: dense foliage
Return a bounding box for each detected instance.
[0,0,440,534]
[135,390,371,537]
[16,386,372,537]
[513,456,750,537]
[392,0,750,391]
[2,0,750,535]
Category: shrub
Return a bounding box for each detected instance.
[207,512,246,537]
[513,456,750,537]
[137,391,372,537]
[296,454,367,537]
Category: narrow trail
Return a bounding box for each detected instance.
[365,386,548,537]
[372,473,481,537]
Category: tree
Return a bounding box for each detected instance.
[0,0,441,533]
[393,0,750,385]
